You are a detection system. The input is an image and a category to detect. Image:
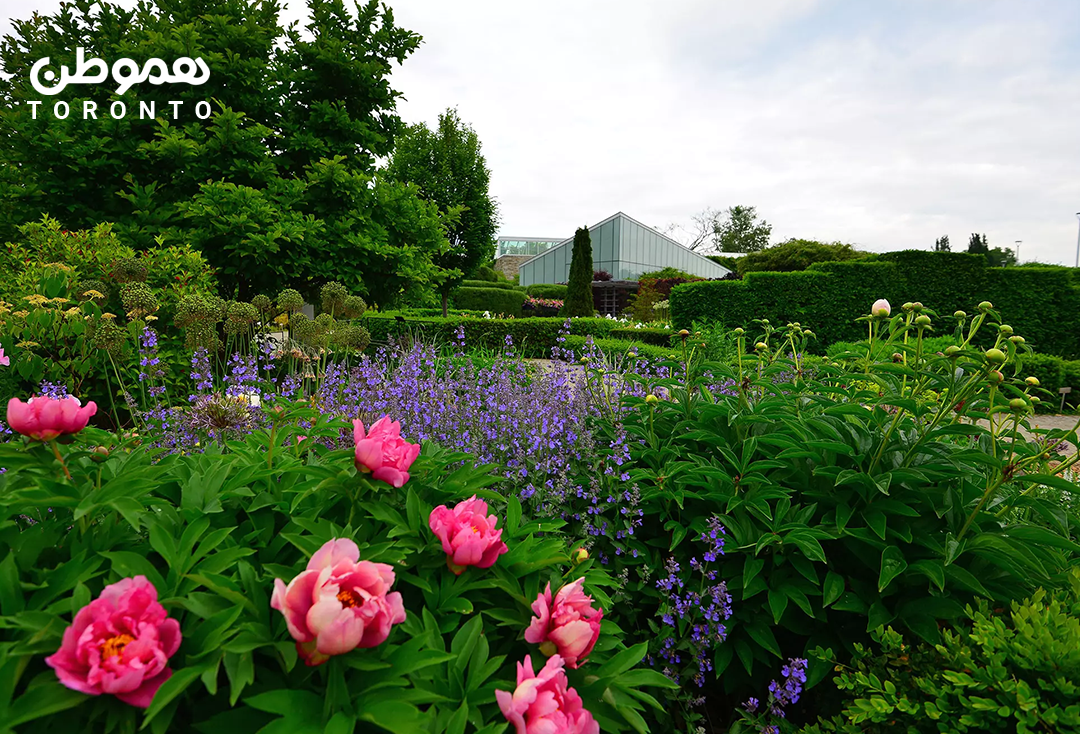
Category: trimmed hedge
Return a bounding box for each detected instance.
[608,327,674,347]
[451,287,526,316]
[563,335,673,361]
[360,313,621,358]
[1019,353,1080,411]
[526,283,568,299]
[671,251,1080,358]
[460,279,518,290]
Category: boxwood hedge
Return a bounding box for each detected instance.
[671,251,1080,358]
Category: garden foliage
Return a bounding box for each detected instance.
[561,229,596,318]
[801,574,1080,733]
[0,0,447,304]
[671,251,1080,358]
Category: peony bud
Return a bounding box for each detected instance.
[945,345,961,358]
[678,329,690,337]
[1009,335,1025,345]
[987,370,1004,384]
[645,394,658,405]
[1009,398,1028,412]
[985,348,1006,365]
[1025,376,1040,387]
[755,342,768,351]
[999,324,1013,336]
[978,301,993,311]
[871,299,891,318]
[915,315,931,327]
[1031,396,1041,404]
[733,327,745,336]
[902,302,915,312]
[953,310,967,319]
[912,302,924,311]
[572,548,589,565]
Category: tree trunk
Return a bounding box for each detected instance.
[441,288,449,318]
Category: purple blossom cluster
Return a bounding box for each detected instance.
[138,327,165,397]
[744,657,809,732]
[651,519,734,688]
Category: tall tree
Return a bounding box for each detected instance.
[717,205,772,253]
[387,108,499,316]
[560,227,595,318]
[934,235,951,252]
[0,0,446,304]
[967,233,990,254]
[668,205,771,253]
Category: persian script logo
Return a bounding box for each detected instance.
[30,47,210,96]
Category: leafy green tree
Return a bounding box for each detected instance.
[717,205,772,253]
[967,233,990,254]
[738,238,863,274]
[0,0,446,304]
[986,246,1017,268]
[560,227,595,318]
[387,108,499,316]
[934,235,950,252]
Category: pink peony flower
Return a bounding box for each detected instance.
[7,395,97,440]
[0,347,8,367]
[428,495,509,575]
[352,416,421,488]
[270,538,406,667]
[871,299,891,318]
[524,578,603,668]
[496,654,599,734]
[44,576,181,709]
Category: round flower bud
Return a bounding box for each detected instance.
[871,299,891,318]
[987,370,1004,384]
[953,310,967,319]
[978,300,993,311]
[1009,335,1025,345]
[998,324,1013,336]
[902,302,914,311]
[803,329,814,337]
[678,329,690,337]
[915,315,931,327]
[1025,376,1040,387]
[1009,398,1028,412]
[733,327,745,336]
[792,322,801,329]
[645,394,658,405]
[755,342,768,351]
[945,345,961,358]
[1031,396,1041,404]
[572,548,589,565]
[892,353,904,363]
[985,348,1007,365]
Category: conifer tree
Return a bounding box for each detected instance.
[559,227,595,317]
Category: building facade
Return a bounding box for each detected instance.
[516,212,730,286]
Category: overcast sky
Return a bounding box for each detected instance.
[4,0,1080,263]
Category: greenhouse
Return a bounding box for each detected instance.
[517,212,731,286]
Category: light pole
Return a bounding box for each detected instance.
[1015,240,1021,265]
[1076,213,1080,268]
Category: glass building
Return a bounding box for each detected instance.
[517,212,731,286]
[496,237,564,258]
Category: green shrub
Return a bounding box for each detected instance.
[563,335,674,361]
[450,287,525,316]
[671,251,1080,358]
[738,239,864,274]
[361,313,620,357]
[460,279,517,290]
[526,284,568,299]
[801,575,1080,734]
[608,327,673,347]
[474,265,501,281]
